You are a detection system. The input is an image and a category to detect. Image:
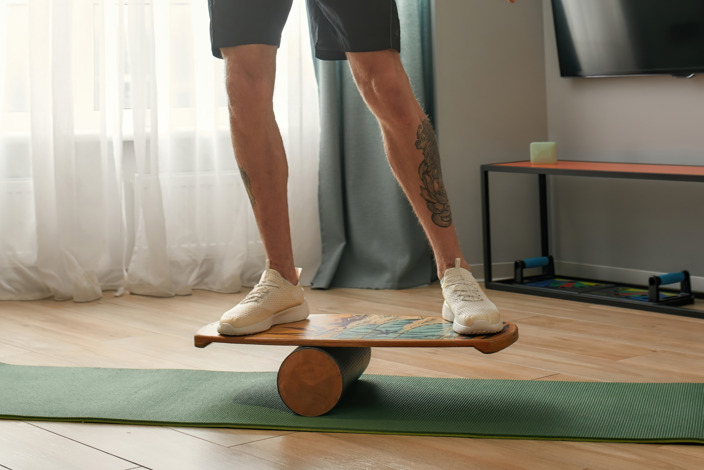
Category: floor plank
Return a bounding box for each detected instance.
[172,427,294,448]
[31,423,281,470]
[0,421,137,470]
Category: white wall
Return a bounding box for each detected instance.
[434,0,704,287]
[432,0,548,277]
[542,0,704,288]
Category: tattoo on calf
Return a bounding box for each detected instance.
[238,165,256,208]
[415,117,452,228]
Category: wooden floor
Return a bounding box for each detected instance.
[1,284,703,470]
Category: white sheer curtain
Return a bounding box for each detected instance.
[0,0,320,302]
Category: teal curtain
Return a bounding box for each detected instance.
[311,0,436,289]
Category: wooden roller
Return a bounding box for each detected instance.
[276,346,371,417]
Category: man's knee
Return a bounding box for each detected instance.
[351,52,401,93]
[349,51,417,120]
[221,45,277,117]
[225,76,274,119]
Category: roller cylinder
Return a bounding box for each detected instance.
[277,346,371,417]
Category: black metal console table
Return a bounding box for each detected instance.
[481,160,704,319]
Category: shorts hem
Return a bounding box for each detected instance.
[212,41,282,59]
[314,45,401,61]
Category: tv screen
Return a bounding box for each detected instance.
[551,0,704,77]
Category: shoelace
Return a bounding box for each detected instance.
[241,279,280,304]
[445,273,484,302]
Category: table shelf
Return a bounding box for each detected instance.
[481,161,704,319]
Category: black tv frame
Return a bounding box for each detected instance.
[551,0,704,78]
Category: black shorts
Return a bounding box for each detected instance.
[207,0,401,61]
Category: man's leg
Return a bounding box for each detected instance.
[346,50,464,280]
[217,45,308,336]
[346,50,502,334]
[221,45,297,284]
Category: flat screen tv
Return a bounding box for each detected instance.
[551,0,704,78]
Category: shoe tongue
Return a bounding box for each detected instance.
[444,265,467,281]
[260,265,288,286]
[443,268,474,290]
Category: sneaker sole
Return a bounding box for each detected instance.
[218,301,310,336]
[442,302,503,335]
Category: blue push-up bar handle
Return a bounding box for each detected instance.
[515,255,554,283]
[648,270,691,304]
[654,272,686,286]
[522,256,551,269]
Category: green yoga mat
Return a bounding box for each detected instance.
[1,363,702,443]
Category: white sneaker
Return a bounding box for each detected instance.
[441,258,503,335]
[218,260,309,336]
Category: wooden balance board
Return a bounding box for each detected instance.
[195,314,518,417]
